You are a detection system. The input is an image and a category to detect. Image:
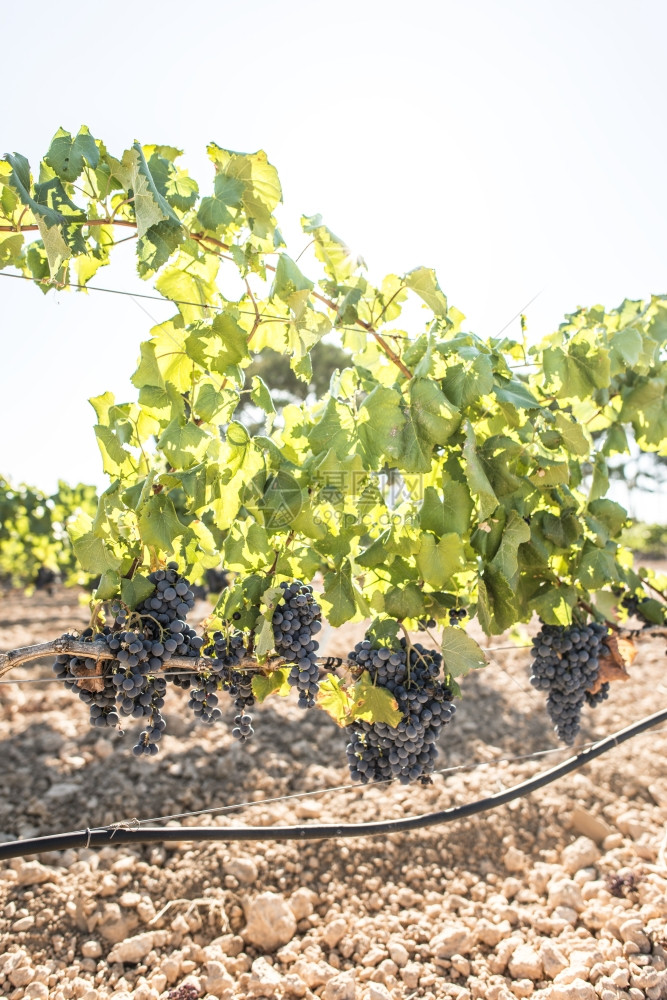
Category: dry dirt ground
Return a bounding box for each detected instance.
[1,589,667,1000]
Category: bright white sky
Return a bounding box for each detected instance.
[2,0,666,519]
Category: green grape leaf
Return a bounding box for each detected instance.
[137,219,184,277]
[405,267,448,317]
[120,574,155,610]
[322,563,357,626]
[419,482,473,537]
[301,214,361,282]
[477,569,517,634]
[272,253,314,310]
[44,126,99,182]
[357,386,406,466]
[577,540,619,590]
[252,668,292,703]
[309,397,351,458]
[529,461,570,487]
[155,248,219,321]
[589,452,610,501]
[259,470,305,532]
[588,499,627,538]
[130,142,181,238]
[384,584,425,620]
[0,232,24,269]
[602,424,629,456]
[38,219,71,273]
[95,571,122,601]
[250,375,276,417]
[5,152,65,228]
[609,326,643,368]
[185,313,250,373]
[317,674,353,726]
[493,379,541,410]
[553,411,589,455]
[348,671,402,726]
[628,598,665,625]
[543,337,611,399]
[206,144,282,238]
[356,529,392,569]
[158,420,210,469]
[254,616,276,661]
[197,172,245,231]
[253,584,284,661]
[365,618,401,648]
[530,585,576,625]
[462,421,497,519]
[440,627,487,678]
[441,355,494,408]
[400,378,459,473]
[416,532,465,589]
[194,383,238,423]
[92,425,136,478]
[137,495,185,551]
[491,511,531,581]
[68,512,121,574]
[619,376,667,449]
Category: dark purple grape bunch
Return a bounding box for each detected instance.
[205,630,255,742]
[618,590,665,627]
[448,607,467,627]
[529,620,609,745]
[272,581,322,708]
[137,564,197,623]
[53,562,204,757]
[417,617,437,632]
[585,683,610,707]
[106,622,170,757]
[345,637,456,785]
[52,627,119,730]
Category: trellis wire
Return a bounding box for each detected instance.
[0,271,545,348]
[120,730,667,829]
[0,706,664,861]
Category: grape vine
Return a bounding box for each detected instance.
[1,126,666,780]
[0,477,98,591]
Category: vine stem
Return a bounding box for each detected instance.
[643,577,667,602]
[267,530,295,577]
[0,636,354,680]
[1,220,413,380]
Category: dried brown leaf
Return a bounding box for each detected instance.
[587,634,634,695]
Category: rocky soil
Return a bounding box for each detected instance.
[1,588,667,1000]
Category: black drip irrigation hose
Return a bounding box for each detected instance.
[1,707,666,862]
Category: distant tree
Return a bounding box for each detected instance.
[236,342,352,431]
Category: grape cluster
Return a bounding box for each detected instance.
[206,630,254,742]
[52,563,204,756]
[619,591,666,626]
[35,566,58,592]
[585,682,610,707]
[272,581,322,708]
[109,564,200,755]
[529,621,609,744]
[53,627,119,729]
[448,607,468,627]
[346,638,456,785]
[417,617,437,632]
